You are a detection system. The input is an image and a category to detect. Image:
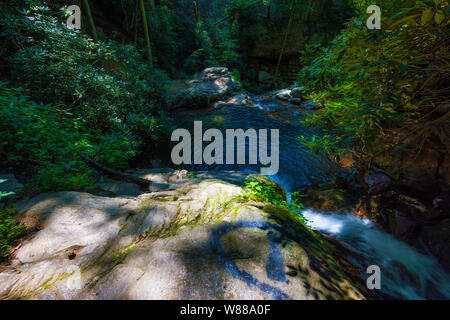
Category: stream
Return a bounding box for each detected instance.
[172,94,450,300]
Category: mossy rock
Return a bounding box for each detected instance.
[0,171,369,300]
[247,174,287,201]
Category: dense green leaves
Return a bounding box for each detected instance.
[0,207,25,260]
[0,2,173,191]
[244,177,307,225]
[298,0,449,163]
[0,83,137,191]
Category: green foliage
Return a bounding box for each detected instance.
[0,207,25,260]
[187,172,197,179]
[243,177,307,224]
[0,83,92,191]
[0,2,174,191]
[298,0,449,163]
[183,21,217,73]
[183,18,244,75]
[93,132,140,170]
[2,5,168,128]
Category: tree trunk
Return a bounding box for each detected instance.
[82,0,98,42]
[274,0,295,81]
[193,0,200,22]
[139,0,154,68]
[86,158,152,188]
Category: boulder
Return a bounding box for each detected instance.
[420,219,450,270]
[303,187,355,214]
[96,181,143,197]
[432,197,450,219]
[395,195,429,221]
[167,68,241,110]
[272,88,303,105]
[363,190,450,269]
[363,169,393,195]
[372,147,444,198]
[274,89,292,101]
[0,172,368,300]
[290,87,305,98]
[213,93,253,109]
[399,148,441,196]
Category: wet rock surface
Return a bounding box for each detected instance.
[272,87,304,105]
[0,174,23,202]
[167,68,241,110]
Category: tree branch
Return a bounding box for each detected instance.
[85,158,151,188]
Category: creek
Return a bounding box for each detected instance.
[172,94,450,300]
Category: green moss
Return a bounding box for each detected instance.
[139,199,157,212]
[40,276,54,290]
[263,204,319,241]
[111,242,139,261]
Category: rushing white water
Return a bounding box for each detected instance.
[302,209,450,299]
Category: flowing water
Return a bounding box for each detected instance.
[172,94,450,300]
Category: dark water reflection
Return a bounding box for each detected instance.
[172,96,331,193]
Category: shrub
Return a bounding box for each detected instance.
[298,0,449,164]
[2,5,168,128]
[244,177,307,225]
[0,83,139,191]
[0,207,25,260]
[0,2,174,191]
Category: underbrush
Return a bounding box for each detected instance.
[0,2,174,192]
[243,176,307,225]
[0,189,25,260]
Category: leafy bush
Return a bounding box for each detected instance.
[0,2,174,191]
[244,177,307,224]
[0,207,25,260]
[298,0,449,164]
[0,82,143,191]
[0,83,93,190]
[183,15,244,76]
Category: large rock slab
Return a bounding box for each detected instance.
[0,172,367,300]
